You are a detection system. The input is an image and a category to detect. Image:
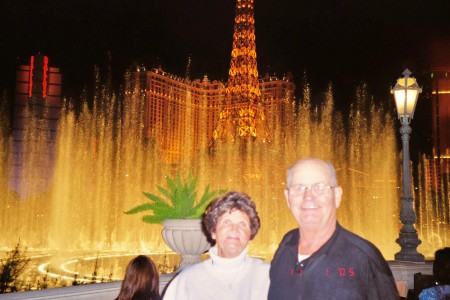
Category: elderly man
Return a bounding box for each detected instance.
[268,158,399,300]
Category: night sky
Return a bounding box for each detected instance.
[1,0,450,104]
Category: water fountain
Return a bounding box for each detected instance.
[0,70,447,288]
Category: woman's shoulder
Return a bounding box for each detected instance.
[248,256,270,270]
[169,259,210,281]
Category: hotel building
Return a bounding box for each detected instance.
[131,67,295,164]
[10,53,62,197]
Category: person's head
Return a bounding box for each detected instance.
[433,247,450,285]
[203,191,260,258]
[115,255,159,300]
[284,158,343,231]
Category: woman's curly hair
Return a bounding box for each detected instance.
[203,191,260,240]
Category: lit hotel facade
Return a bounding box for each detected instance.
[134,67,295,163]
[11,53,62,197]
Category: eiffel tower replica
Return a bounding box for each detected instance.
[211,0,270,145]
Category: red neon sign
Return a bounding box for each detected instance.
[28,56,34,98]
[42,56,48,98]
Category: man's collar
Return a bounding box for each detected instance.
[289,222,341,255]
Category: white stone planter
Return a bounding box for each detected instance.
[161,219,211,270]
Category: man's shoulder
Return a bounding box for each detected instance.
[337,225,386,260]
[271,229,298,262]
[280,228,299,244]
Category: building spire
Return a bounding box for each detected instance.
[212,0,270,142]
[185,53,192,81]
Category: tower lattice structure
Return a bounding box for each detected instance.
[212,0,270,143]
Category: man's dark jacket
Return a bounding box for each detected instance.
[268,223,399,300]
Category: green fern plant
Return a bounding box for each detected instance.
[125,171,226,224]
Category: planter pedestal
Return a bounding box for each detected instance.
[161,219,211,270]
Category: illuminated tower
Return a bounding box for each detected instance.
[423,68,450,201]
[421,40,450,192]
[212,0,270,143]
[10,53,62,198]
[418,39,450,230]
[139,0,294,161]
[429,70,450,160]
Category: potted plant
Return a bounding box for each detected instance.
[125,171,226,269]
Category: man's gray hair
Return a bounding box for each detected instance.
[286,158,338,188]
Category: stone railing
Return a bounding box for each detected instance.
[0,274,173,300]
[1,262,432,299]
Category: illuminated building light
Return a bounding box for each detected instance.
[28,56,34,98]
[431,91,450,94]
[42,56,49,98]
[433,155,450,159]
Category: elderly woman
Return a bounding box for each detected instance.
[163,191,269,300]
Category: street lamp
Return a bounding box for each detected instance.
[391,68,424,262]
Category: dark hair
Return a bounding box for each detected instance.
[203,191,260,240]
[434,247,450,285]
[115,255,160,300]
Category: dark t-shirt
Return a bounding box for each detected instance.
[268,223,399,300]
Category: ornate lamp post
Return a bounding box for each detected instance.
[391,69,424,262]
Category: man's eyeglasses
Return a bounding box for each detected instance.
[287,183,335,197]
